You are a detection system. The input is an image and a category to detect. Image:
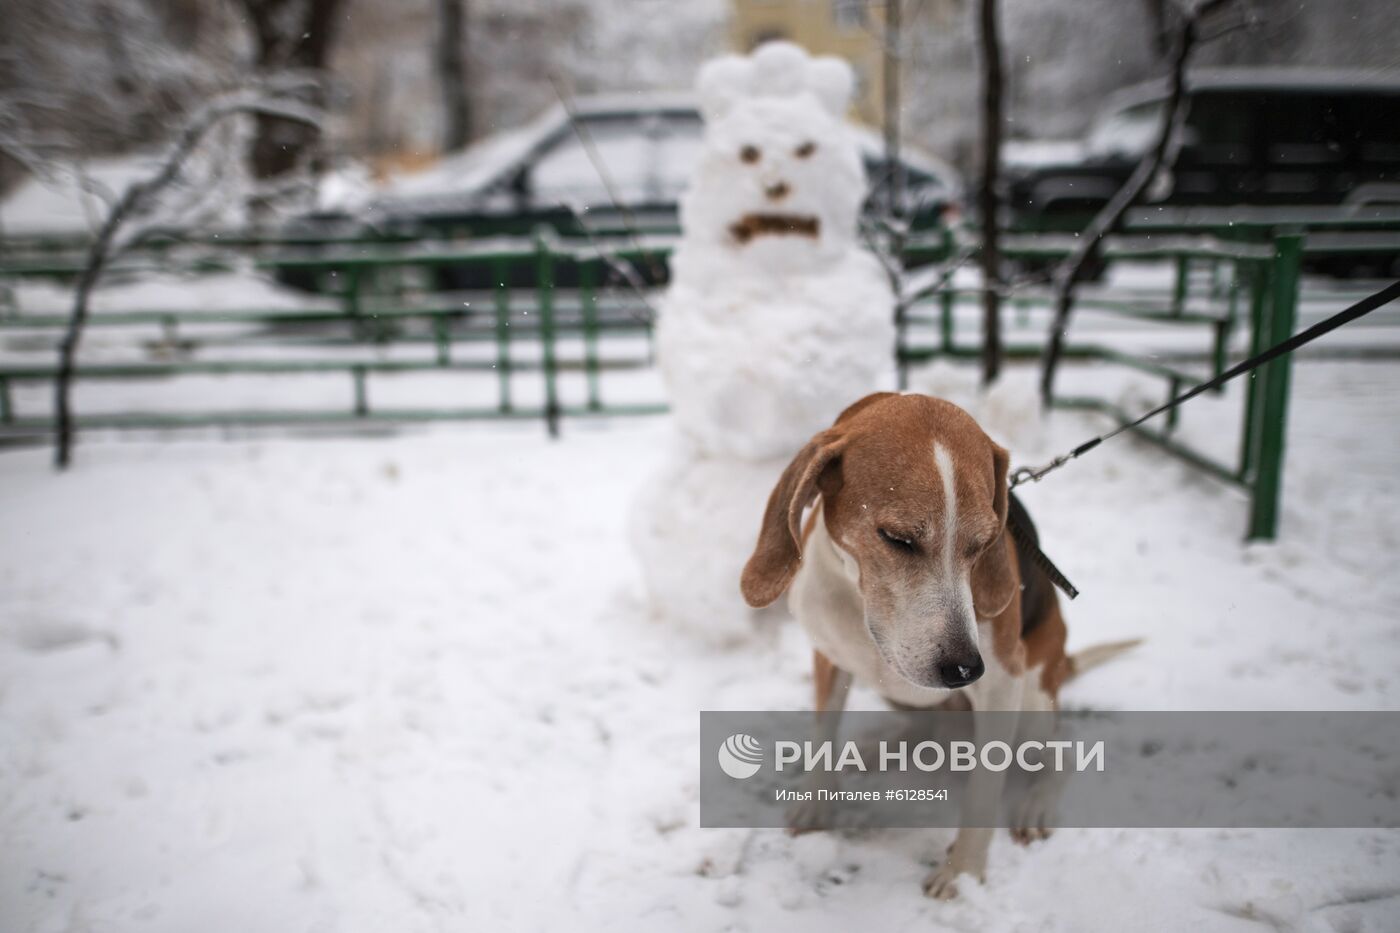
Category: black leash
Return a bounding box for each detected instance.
[1011,278,1400,490]
[1005,277,1400,601]
[1006,494,1080,600]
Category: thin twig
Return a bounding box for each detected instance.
[556,201,658,325]
[882,0,904,221]
[1037,0,1241,407]
[977,0,1005,386]
[53,89,322,468]
[900,241,980,306]
[547,74,664,282]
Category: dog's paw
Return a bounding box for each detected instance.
[922,841,988,900]
[785,796,834,835]
[1009,824,1053,846]
[1009,783,1059,846]
[921,863,964,900]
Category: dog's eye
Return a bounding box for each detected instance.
[740,145,761,164]
[795,141,816,158]
[878,528,917,552]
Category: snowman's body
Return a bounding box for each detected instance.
[633,43,895,642]
[659,248,894,461]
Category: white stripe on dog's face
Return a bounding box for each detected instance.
[934,442,958,582]
[933,442,980,652]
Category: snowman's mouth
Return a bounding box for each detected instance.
[729,213,820,244]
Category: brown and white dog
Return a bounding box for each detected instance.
[741,391,1133,898]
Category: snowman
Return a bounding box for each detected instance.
[632,42,896,644]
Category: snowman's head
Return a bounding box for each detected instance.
[680,42,867,272]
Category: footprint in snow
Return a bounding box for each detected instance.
[7,616,119,654]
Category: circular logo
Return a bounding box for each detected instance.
[717,733,764,779]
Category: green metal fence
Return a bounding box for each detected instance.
[894,233,1305,539]
[2,218,1396,540]
[0,232,670,434]
[905,223,1400,540]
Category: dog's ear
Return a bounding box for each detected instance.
[833,391,898,425]
[971,441,1017,618]
[741,431,843,607]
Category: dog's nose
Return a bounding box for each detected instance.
[939,656,984,688]
[765,181,790,201]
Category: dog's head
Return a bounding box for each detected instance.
[741,393,1017,690]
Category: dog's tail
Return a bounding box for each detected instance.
[1066,639,1143,681]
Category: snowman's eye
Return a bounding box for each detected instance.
[740,145,761,164]
[795,141,816,158]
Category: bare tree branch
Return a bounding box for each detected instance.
[882,0,904,221]
[437,0,472,152]
[53,86,323,469]
[238,0,343,217]
[977,0,1005,386]
[1037,0,1243,407]
[555,201,658,325]
[548,73,665,285]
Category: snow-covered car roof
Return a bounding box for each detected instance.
[382,92,962,210]
[1101,67,1400,116]
[1000,139,1088,171]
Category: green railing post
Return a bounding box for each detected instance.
[0,376,11,424]
[1214,260,1241,384]
[493,256,512,413]
[1207,255,1220,299]
[1246,233,1303,541]
[1172,255,1189,316]
[433,313,451,366]
[895,301,909,390]
[344,266,362,317]
[940,288,954,356]
[1238,258,1270,480]
[1164,376,1182,434]
[352,365,368,417]
[535,231,560,438]
[1211,319,1229,384]
[581,261,602,412]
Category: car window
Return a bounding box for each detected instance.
[1184,93,1255,165]
[654,115,705,196]
[530,112,703,208]
[861,156,947,217]
[1346,93,1400,164]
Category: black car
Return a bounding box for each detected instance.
[1005,68,1400,265]
[279,94,964,292]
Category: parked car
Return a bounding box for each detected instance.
[277,94,963,291]
[1004,68,1400,275]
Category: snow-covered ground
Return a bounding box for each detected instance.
[2,354,1398,932]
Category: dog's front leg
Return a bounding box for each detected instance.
[787,649,853,834]
[1010,682,1065,845]
[923,667,1023,900]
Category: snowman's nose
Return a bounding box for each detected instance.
[764,181,790,201]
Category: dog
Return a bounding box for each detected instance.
[740,391,1135,898]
